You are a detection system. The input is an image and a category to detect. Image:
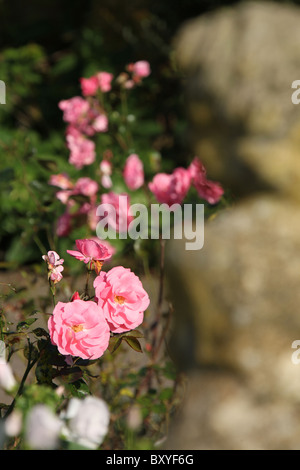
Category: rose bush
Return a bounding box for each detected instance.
[0,58,225,451]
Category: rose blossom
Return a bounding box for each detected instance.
[49,173,73,190]
[132,61,151,78]
[0,362,16,393]
[80,76,99,96]
[56,211,72,237]
[148,167,191,206]
[100,160,112,188]
[66,131,96,169]
[42,251,64,284]
[100,192,133,233]
[73,177,99,197]
[59,95,108,138]
[123,154,144,190]
[55,189,72,205]
[67,238,112,274]
[61,396,110,449]
[97,72,113,92]
[189,157,224,204]
[92,114,108,133]
[42,250,64,269]
[94,266,150,333]
[58,97,89,124]
[25,405,62,450]
[48,299,110,360]
[90,236,116,257]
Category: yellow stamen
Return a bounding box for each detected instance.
[93,260,104,275]
[114,295,125,305]
[71,324,84,333]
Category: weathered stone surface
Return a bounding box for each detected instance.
[165,195,300,449]
[174,1,300,200]
[165,1,300,450]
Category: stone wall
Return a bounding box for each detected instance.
[165,1,300,450]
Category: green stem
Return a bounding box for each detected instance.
[151,237,166,356]
[85,268,92,298]
[4,340,39,418]
[49,279,56,307]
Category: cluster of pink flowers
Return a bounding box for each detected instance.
[148,157,224,206]
[80,71,114,96]
[51,155,223,240]
[59,62,151,170]
[53,61,224,241]
[58,96,108,169]
[50,173,101,237]
[47,239,150,360]
[120,60,151,89]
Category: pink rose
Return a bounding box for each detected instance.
[189,157,224,204]
[80,76,99,96]
[123,154,144,190]
[56,190,72,204]
[124,79,135,89]
[42,251,64,284]
[60,99,102,137]
[148,167,191,206]
[59,97,89,124]
[90,237,116,257]
[67,238,112,274]
[100,160,112,189]
[49,173,73,190]
[100,192,134,233]
[56,211,72,237]
[49,266,64,284]
[97,72,114,92]
[73,177,99,197]
[48,299,110,360]
[66,132,96,169]
[92,114,108,133]
[42,250,64,268]
[132,61,151,78]
[94,266,150,333]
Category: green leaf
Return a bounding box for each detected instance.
[23,343,39,362]
[17,318,37,331]
[123,329,144,339]
[55,367,83,384]
[65,379,90,398]
[0,168,14,184]
[123,337,143,353]
[108,336,123,354]
[152,403,166,414]
[36,159,58,171]
[159,388,173,402]
[32,327,49,338]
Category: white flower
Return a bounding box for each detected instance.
[63,396,110,449]
[0,362,16,393]
[5,410,22,437]
[25,405,62,450]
